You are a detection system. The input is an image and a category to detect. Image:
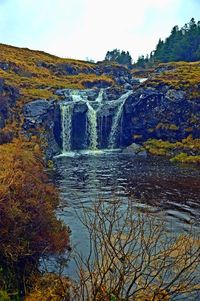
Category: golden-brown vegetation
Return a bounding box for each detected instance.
[143,61,200,99]
[0,43,114,101]
[25,273,70,301]
[144,135,200,163]
[0,138,70,298]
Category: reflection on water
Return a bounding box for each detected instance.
[54,152,200,287]
[55,153,200,230]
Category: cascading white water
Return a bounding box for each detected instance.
[61,104,73,153]
[108,91,132,149]
[87,102,98,150]
[71,90,84,102]
[60,89,133,153]
[72,89,98,150]
[61,90,98,152]
[96,89,104,103]
[99,115,103,145]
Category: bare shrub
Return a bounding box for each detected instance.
[71,200,200,301]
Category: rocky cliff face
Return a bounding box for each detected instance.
[22,83,200,158]
[23,99,61,158]
[122,85,200,145]
[0,79,19,129]
[0,44,199,158]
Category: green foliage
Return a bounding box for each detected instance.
[105,49,132,67]
[134,54,151,68]
[136,18,200,66]
[0,290,10,301]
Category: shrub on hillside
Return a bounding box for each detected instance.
[0,139,70,298]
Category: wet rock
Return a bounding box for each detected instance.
[82,80,112,89]
[122,143,147,157]
[121,85,200,147]
[166,89,186,102]
[0,62,10,71]
[0,79,19,130]
[23,99,53,128]
[130,78,140,85]
[103,88,122,101]
[73,102,88,114]
[23,99,62,158]
[0,113,5,128]
[55,88,99,101]
[124,83,133,91]
[23,99,52,117]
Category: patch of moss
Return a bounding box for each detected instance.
[21,88,55,99]
[155,123,179,131]
[144,135,200,164]
[170,153,200,164]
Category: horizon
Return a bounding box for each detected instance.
[0,0,199,62]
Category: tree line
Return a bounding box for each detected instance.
[104,18,200,68]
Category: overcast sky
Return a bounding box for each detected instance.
[0,0,199,62]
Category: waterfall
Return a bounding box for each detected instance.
[71,90,84,102]
[108,91,132,149]
[87,102,98,150]
[99,115,103,146]
[96,89,104,103]
[60,88,132,153]
[61,104,73,153]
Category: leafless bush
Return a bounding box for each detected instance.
[71,199,200,301]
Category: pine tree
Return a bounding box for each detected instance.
[105,49,132,67]
[136,18,200,66]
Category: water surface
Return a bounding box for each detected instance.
[53,152,200,298]
[55,152,200,240]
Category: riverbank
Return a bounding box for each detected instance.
[0,138,70,299]
[144,135,200,164]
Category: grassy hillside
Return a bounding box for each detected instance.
[133,61,200,99]
[1,43,200,102]
[0,43,114,102]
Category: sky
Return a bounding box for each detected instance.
[0,0,199,62]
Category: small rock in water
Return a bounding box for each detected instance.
[122,143,147,157]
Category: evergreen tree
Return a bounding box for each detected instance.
[135,18,200,66]
[105,49,132,67]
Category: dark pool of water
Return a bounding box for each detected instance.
[53,152,200,285]
[55,152,200,229]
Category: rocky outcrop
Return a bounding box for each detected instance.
[23,100,53,128]
[23,99,61,158]
[22,84,200,158]
[71,101,88,150]
[37,60,138,90]
[0,79,19,129]
[82,79,112,89]
[122,85,200,146]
